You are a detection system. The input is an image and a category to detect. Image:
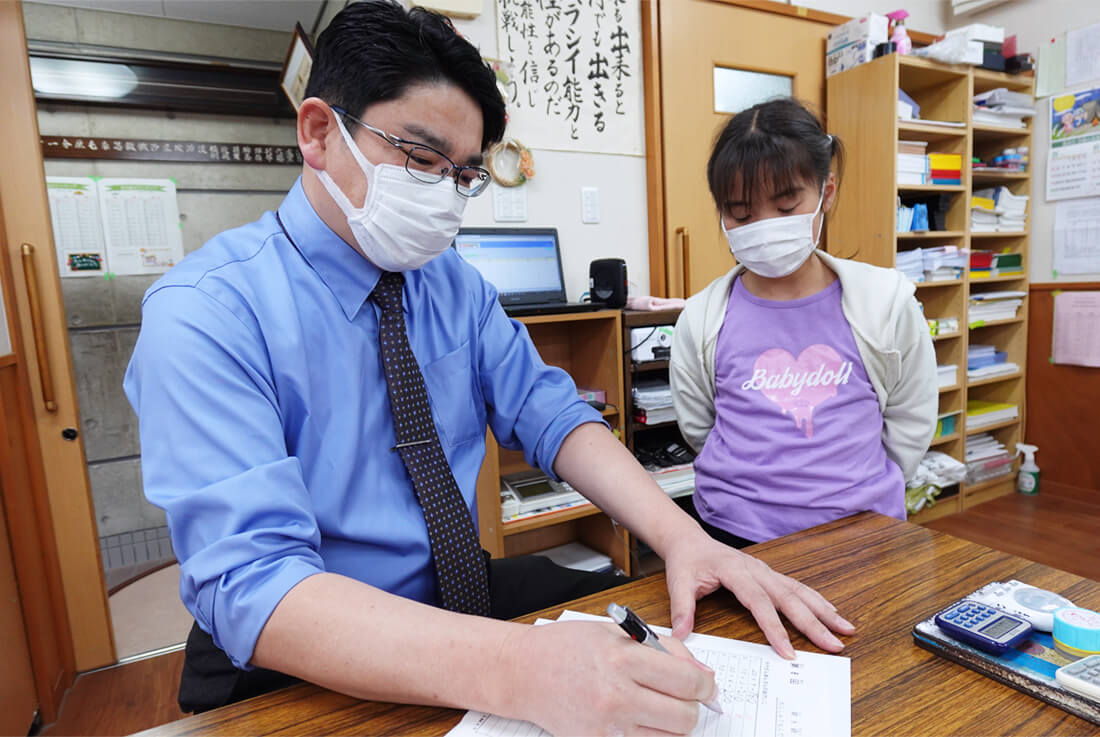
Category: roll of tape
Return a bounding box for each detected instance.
[1052,607,1100,659]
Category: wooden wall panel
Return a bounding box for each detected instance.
[1026,283,1100,493]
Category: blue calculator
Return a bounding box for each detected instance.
[934,599,1034,654]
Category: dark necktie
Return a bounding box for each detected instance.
[370,271,490,617]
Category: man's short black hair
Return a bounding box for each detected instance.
[304,0,506,151]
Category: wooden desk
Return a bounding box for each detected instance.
[136,513,1100,736]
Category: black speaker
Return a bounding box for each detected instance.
[589,258,627,308]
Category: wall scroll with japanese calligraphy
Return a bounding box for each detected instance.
[496,0,644,156]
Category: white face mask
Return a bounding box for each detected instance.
[314,115,467,272]
[723,186,826,279]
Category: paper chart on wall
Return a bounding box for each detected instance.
[46,176,184,277]
[446,610,851,737]
[46,177,109,278]
[98,178,184,275]
[1053,198,1100,275]
[495,0,644,156]
[1066,22,1100,88]
[1053,291,1100,367]
[1046,87,1100,201]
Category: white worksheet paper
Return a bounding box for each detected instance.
[447,610,851,737]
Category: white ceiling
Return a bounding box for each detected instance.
[28,0,328,33]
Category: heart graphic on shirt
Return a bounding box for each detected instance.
[750,344,849,438]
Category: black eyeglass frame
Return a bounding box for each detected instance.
[330,105,491,197]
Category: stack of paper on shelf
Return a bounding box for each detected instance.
[928,153,962,185]
[967,344,1018,380]
[538,542,614,573]
[970,196,1000,233]
[895,249,926,282]
[964,431,1015,483]
[647,464,696,497]
[995,188,1028,231]
[922,245,968,280]
[632,379,675,425]
[896,246,968,283]
[937,363,958,388]
[969,291,1025,323]
[897,140,930,185]
[973,88,1034,129]
[972,187,1028,232]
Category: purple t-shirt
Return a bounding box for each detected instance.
[693,276,904,542]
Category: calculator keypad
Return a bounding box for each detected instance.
[1055,654,1100,701]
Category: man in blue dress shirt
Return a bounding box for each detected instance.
[124,2,854,733]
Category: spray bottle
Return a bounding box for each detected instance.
[1015,443,1040,495]
[886,9,912,55]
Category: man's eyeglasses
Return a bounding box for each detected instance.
[331,105,491,197]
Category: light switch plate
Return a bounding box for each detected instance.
[581,186,600,224]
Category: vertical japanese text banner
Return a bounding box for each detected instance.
[496,0,644,156]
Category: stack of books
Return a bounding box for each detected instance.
[928,153,962,185]
[632,380,675,425]
[895,246,968,283]
[964,431,1015,484]
[972,187,1028,232]
[898,140,929,185]
[937,363,958,388]
[969,251,1023,279]
[973,88,1035,129]
[967,344,1018,380]
[968,291,1025,324]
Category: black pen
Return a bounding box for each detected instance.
[607,603,723,714]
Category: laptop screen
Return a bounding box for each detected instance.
[453,228,566,306]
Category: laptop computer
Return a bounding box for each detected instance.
[452,227,601,317]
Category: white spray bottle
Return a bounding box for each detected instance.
[1015,443,1039,495]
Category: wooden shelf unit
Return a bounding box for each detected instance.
[474,310,632,573]
[827,54,1034,519]
[621,308,688,575]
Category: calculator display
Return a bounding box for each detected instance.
[979,616,1020,639]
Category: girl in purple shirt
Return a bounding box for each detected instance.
[670,98,938,547]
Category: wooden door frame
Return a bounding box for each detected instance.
[0,0,115,672]
[641,0,938,297]
[0,196,76,723]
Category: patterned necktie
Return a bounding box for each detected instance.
[370,271,490,616]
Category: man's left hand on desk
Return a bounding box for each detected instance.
[662,534,856,659]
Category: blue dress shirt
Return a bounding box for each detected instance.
[124,179,602,668]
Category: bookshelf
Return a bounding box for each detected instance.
[622,308,689,576]
[827,54,1034,524]
[473,310,633,573]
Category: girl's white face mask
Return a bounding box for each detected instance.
[723,185,825,279]
[314,114,467,272]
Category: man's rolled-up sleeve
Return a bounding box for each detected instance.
[124,285,324,669]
